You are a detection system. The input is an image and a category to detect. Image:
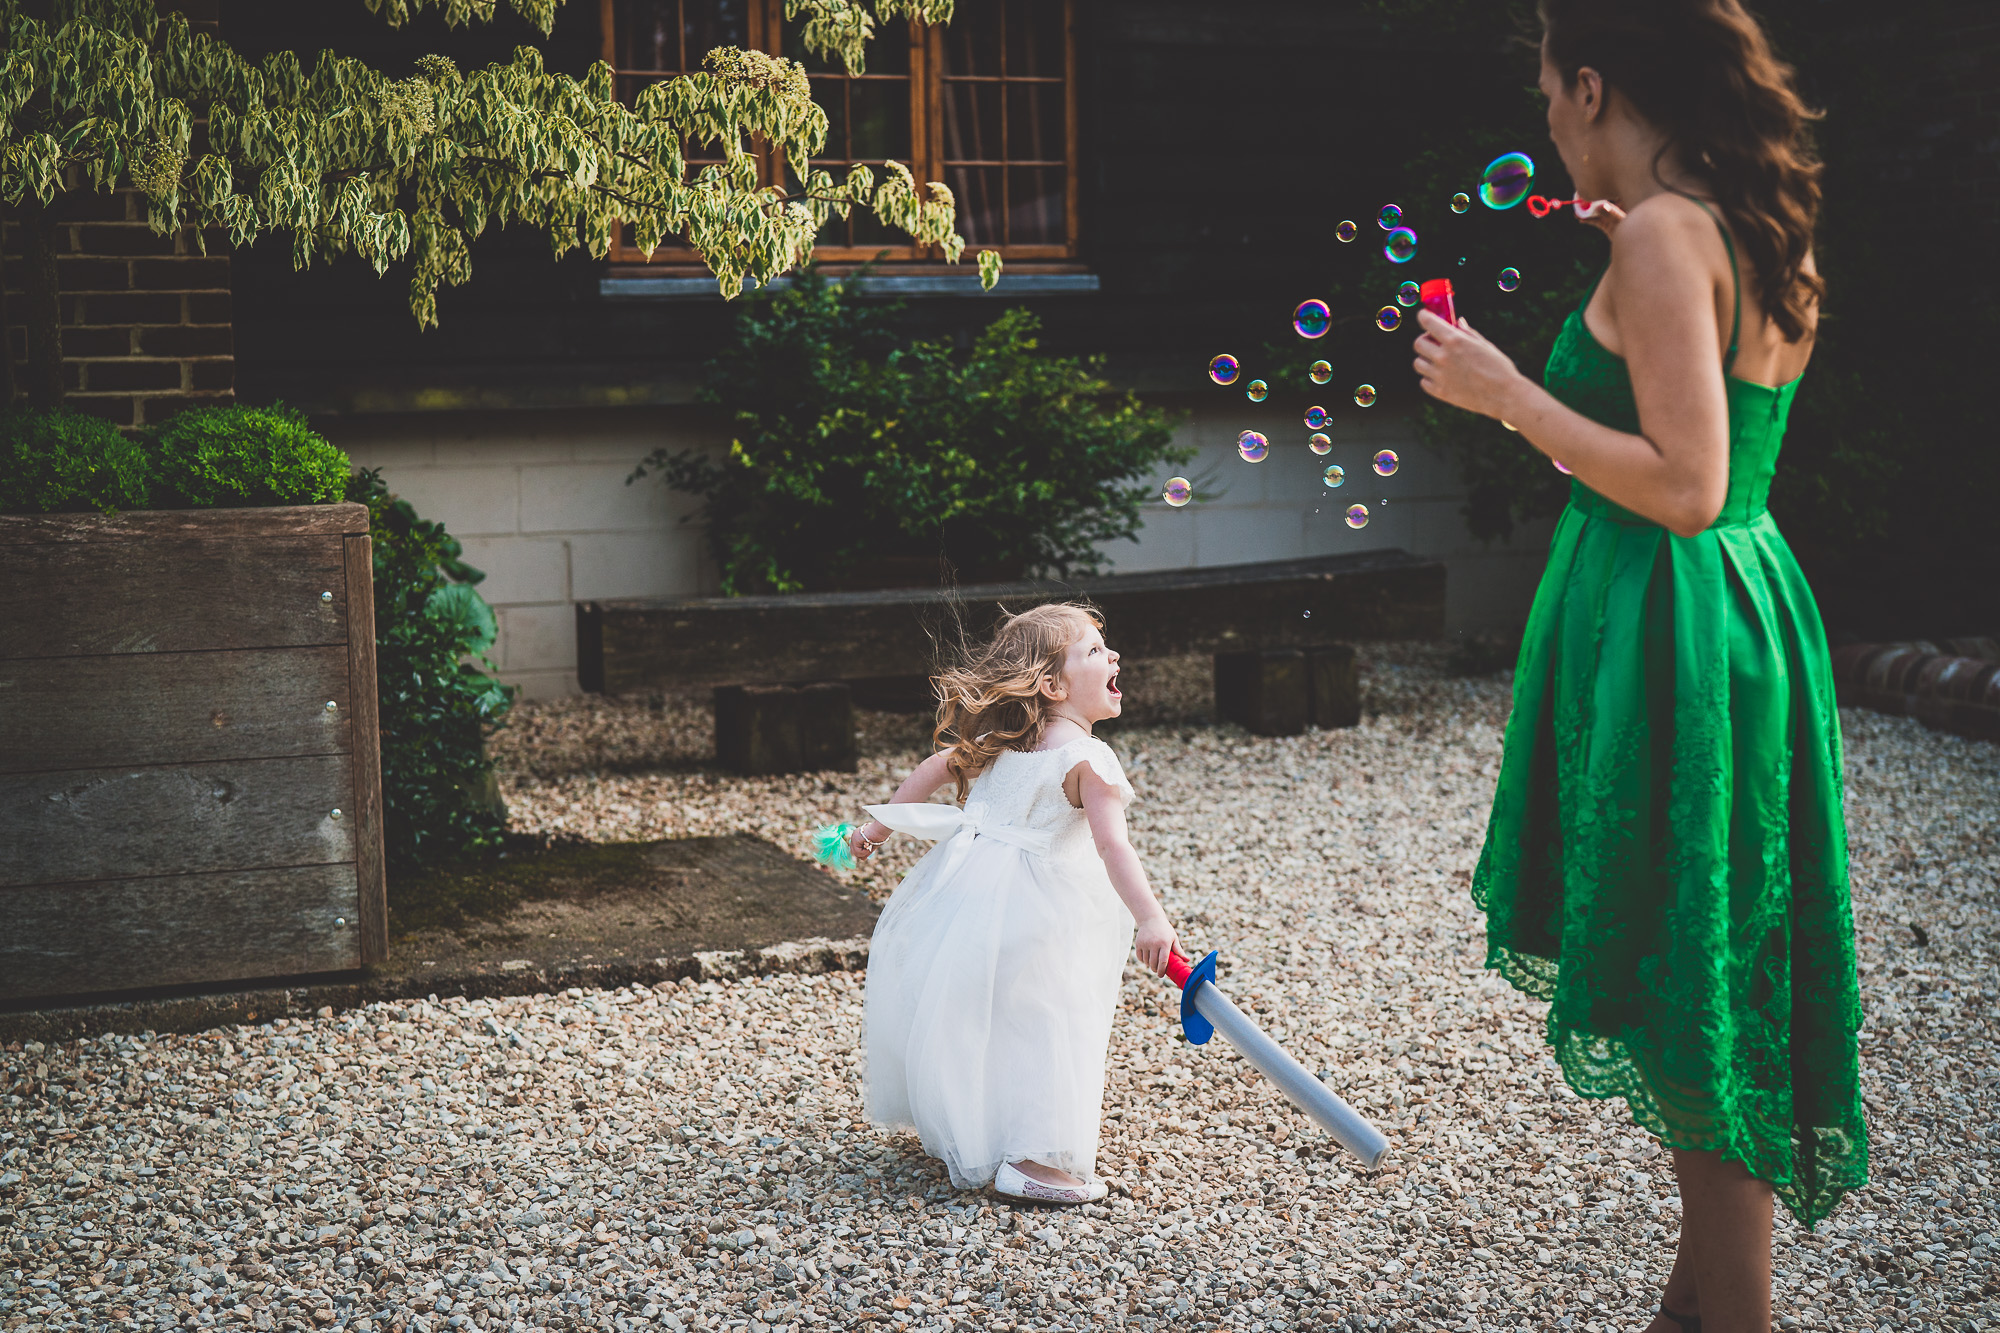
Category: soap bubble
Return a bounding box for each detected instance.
[1479,152,1535,210]
[1383,227,1419,264]
[1163,477,1193,507]
[1451,192,1471,214]
[1323,465,1346,488]
[1304,405,1328,430]
[1397,280,1420,307]
[1345,503,1370,529]
[1292,299,1332,340]
[1208,354,1240,385]
[1246,379,1268,402]
[1309,432,1332,455]
[1237,430,1269,463]
[1378,203,1402,229]
[1336,220,1357,243]
[1373,449,1399,476]
[1497,267,1522,292]
[1353,384,1377,408]
[1375,307,1401,332]
[1553,458,1574,475]
[1309,359,1333,385]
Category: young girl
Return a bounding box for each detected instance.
[842,603,1176,1204]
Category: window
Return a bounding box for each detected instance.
[603,0,1079,268]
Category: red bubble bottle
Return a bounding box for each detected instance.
[1420,278,1456,326]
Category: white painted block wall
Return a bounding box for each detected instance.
[331,404,1553,699]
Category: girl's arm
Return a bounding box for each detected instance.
[1077,765,1177,974]
[1410,200,1734,538]
[848,750,954,860]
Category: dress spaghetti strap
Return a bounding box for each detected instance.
[1679,193,1743,372]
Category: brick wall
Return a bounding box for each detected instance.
[3,193,233,429]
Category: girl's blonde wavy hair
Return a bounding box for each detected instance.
[932,602,1101,802]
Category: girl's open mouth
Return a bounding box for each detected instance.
[1107,672,1121,698]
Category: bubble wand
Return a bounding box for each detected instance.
[1162,948,1391,1169]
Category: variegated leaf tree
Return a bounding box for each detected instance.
[0,0,1000,408]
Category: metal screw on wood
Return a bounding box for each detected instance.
[335,917,347,927]
[330,809,343,821]
[320,591,333,602]
[324,701,338,712]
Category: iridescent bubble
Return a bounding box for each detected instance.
[1373,449,1399,477]
[1246,379,1268,402]
[1378,203,1403,230]
[1397,280,1420,308]
[1345,503,1370,529]
[1497,267,1522,293]
[1451,192,1471,214]
[1163,477,1193,507]
[1237,430,1269,463]
[1353,383,1377,408]
[1309,432,1332,455]
[1336,220,1357,243]
[1292,299,1332,340]
[1479,151,1535,210]
[1553,458,1574,475]
[1309,359,1333,385]
[1208,353,1240,385]
[1375,307,1401,332]
[1304,405,1328,430]
[1383,227,1418,264]
[1323,465,1346,488]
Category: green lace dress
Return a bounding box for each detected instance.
[1472,206,1868,1227]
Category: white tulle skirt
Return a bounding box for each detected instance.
[864,837,1134,1188]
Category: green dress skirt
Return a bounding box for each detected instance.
[1473,220,1868,1227]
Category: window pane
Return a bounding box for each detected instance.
[809,78,850,162]
[785,17,910,75]
[1006,165,1063,245]
[942,81,1003,162]
[939,0,1003,77]
[614,0,681,70]
[949,165,1003,246]
[683,0,750,69]
[1004,81,1064,162]
[849,80,912,161]
[1004,0,1065,78]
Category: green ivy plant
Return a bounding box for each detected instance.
[631,268,1186,595]
[347,466,513,873]
[0,0,997,408]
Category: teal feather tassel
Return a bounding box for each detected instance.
[811,822,859,870]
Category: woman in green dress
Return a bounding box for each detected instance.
[1412,2,1867,1330]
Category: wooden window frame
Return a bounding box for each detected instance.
[603,0,1080,271]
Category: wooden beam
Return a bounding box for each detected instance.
[0,864,361,1001]
[0,646,351,775]
[580,549,1446,693]
[344,533,388,967]
[0,753,356,889]
[0,502,369,544]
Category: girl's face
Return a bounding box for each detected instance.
[1047,622,1122,722]
[1539,39,1607,198]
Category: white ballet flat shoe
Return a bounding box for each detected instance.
[992,1160,1107,1205]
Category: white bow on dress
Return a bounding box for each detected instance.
[865,802,1054,882]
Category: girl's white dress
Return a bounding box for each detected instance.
[863,735,1136,1189]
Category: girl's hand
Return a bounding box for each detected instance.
[848,823,884,862]
[1412,311,1525,419]
[1133,916,1177,975]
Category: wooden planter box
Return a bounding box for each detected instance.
[0,504,386,1005]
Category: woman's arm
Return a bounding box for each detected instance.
[1077,765,1177,974]
[1412,199,1732,538]
[849,750,955,860]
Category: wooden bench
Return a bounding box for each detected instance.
[577,549,1446,768]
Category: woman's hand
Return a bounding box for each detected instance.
[1412,310,1526,419]
[1133,914,1178,975]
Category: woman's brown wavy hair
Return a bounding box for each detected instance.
[1540,0,1825,341]
[932,602,1101,802]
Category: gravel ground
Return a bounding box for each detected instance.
[3,644,1995,1333]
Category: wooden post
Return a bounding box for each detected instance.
[344,532,387,966]
[715,682,856,775]
[1215,650,1309,737]
[1308,644,1360,728]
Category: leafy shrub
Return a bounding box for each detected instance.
[0,408,154,513]
[347,467,514,874]
[632,268,1186,594]
[151,402,350,508]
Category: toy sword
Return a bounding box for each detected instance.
[1164,949,1391,1170]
